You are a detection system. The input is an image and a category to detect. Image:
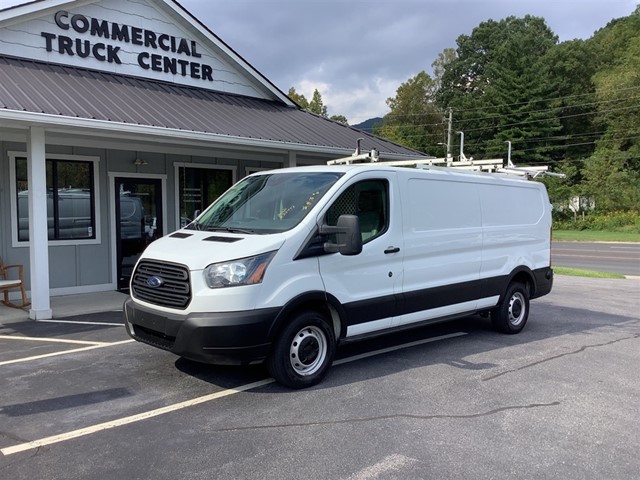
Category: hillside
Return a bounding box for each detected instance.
[352,117,384,133]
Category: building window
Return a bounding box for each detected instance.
[15,157,96,241]
[177,165,234,228]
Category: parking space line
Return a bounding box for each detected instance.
[0,335,110,346]
[0,378,275,456]
[38,319,123,327]
[0,331,465,456]
[0,339,135,367]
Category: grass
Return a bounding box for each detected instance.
[553,229,640,243]
[553,266,625,279]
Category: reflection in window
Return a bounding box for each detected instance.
[178,167,233,227]
[192,172,342,234]
[16,158,95,241]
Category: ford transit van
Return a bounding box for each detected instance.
[124,164,554,388]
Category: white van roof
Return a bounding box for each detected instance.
[253,164,541,187]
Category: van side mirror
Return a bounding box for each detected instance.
[319,214,363,256]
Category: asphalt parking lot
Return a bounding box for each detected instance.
[1,276,639,480]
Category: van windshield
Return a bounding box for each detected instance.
[188,172,343,234]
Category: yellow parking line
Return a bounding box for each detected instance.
[0,339,135,367]
[0,378,275,456]
[38,319,123,327]
[0,335,109,346]
[0,331,466,456]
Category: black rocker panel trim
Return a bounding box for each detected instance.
[341,274,515,327]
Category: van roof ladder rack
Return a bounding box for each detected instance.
[327,149,565,179]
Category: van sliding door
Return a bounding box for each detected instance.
[394,177,482,326]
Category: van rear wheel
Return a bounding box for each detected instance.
[492,282,529,334]
[267,311,335,389]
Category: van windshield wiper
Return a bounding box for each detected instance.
[204,226,255,234]
[186,220,201,230]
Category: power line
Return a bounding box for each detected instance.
[451,95,640,125]
[439,85,640,115]
[371,127,639,159]
[459,104,639,133]
[380,85,640,121]
[381,103,638,133]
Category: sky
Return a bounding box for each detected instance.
[1,0,637,125]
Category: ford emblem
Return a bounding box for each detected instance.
[146,276,164,288]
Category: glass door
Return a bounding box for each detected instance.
[115,177,163,291]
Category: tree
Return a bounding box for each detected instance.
[287,87,309,110]
[436,16,560,163]
[431,47,456,93]
[308,89,328,117]
[581,7,640,212]
[540,40,599,162]
[375,71,443,154]
[287,87,347,124]
[330,115,348,124]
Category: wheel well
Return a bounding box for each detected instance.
[270,300,343,344]
[510,271,534,297]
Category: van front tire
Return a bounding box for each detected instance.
[492,282,529,334]
[267,311,336,389]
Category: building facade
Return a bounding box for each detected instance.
[0,0,421,319]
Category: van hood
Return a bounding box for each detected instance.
[139,230,288,271]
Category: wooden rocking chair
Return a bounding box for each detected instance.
[0,257,30,309]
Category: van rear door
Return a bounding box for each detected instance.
[317,171,403,337]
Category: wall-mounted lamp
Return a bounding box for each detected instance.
[133,158,148,166]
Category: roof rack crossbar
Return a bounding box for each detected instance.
[327,150,565,179]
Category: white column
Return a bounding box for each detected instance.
[27,126,52,320]
[287,151,296,168]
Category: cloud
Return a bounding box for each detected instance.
[3,0,635,123]
[184,0,636,124]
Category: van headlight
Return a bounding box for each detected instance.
[203,251,276,289]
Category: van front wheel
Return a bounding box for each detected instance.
[267,311,336,389]
[492,282,529,334]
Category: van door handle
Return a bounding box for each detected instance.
[384,247,400,254]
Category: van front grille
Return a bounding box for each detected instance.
[131,260,191,309]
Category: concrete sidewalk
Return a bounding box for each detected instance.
[0,290,128,325]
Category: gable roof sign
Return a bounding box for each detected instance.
[42,10,208,75]
[0,0,293,104]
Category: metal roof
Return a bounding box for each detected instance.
[0,55,423,157]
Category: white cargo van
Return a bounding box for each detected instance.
[124,164,554,388]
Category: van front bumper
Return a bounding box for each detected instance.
[123,298,279,365]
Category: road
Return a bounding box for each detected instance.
[1,276,639,480]
[552,241,640,276]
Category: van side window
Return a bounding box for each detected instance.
[326,180,388,242]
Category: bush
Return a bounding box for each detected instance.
[553,210,640,233]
